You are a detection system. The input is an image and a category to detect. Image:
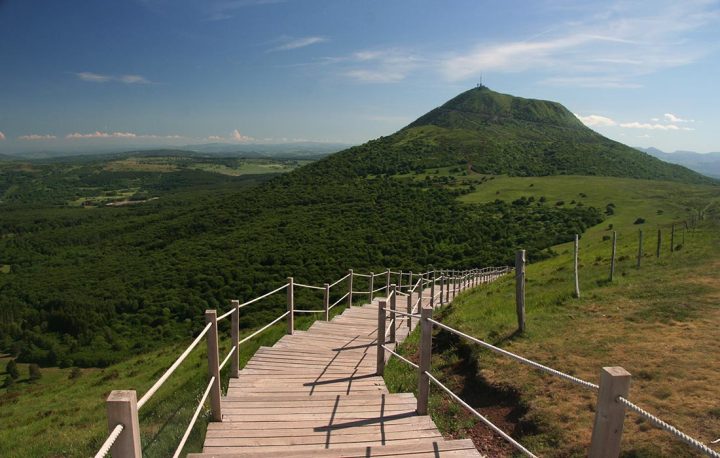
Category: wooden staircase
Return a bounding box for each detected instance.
[189,292,482,457]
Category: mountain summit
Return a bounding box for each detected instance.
[328,87,711,184]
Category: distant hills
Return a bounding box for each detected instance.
[322,86,711,184]
[636,147,720,178]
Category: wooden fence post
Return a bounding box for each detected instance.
[430,270,436,308]
[369,272,375,303]
[452,270,457,301]
[589,367,632,458]
[390,284,397,343]
[230,300,240,378]
[385,269,391,298]
[439,271,445,306]
[574,234,581,299]
[398,270,403,292]
[516,250,526,333]
[205,310,222,422]
[637,230,643,269]
[106,390,142,457]
[287,277,294,335]
[656,229,661,258]
[610,231,617,282]
[445,270,450,302]
[348,269,353,308]
[417,306,433,415]
[323,283,330,322]
[671,223,675,253]
[407,285,413,329]
[376,300,386,375]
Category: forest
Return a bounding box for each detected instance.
[0,151,603,367]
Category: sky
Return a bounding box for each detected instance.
[1,0,719,155]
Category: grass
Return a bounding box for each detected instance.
[384,175,720,456]
[0,288,353,457]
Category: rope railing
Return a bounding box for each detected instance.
[329,273,351,288]
[372,285,386,293]
[226,283,289,313]
[617,396,720,457]
[94,424,124,458]
[384,319,395,338]
[172,376,215,458]
[219,345,236,371]
[427,318,599,390]
[239,311,291,345]
[425,371,537,458]
[328,292,349,310]
[137,321,213,410]
[295,309,325,313]
[382,344,418,369]
[294,282,325,291]
[352,272,372,278]
[217,307,236,321]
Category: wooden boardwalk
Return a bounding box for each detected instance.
[189,285,483,458]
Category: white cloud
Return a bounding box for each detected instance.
[207,135,224,141]
[271,36,327,51]
[231,129,253,142]
[75,72,153,84]
[0,132,5,140]
[19,134,57,140]
[76,72,113,83]
[65,131,182,139]
[663,113,694,123]
[619,122,680,130]
[575,114,617,127]
[439,0,719,87]
[327,48,422,84]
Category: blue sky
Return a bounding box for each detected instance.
[1,0,719,154]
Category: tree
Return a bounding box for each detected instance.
[6,360,19,380]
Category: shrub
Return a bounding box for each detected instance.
[634,218,646,224]
[5,360,19,380]
[69,367,82,380]
[28,364,41,381]
[555,200,564,206]
[602,235,611,241]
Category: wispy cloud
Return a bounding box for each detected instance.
[0,132,5,141]
[19,134,57,140]
[575,113,696,131]
[325,48,423,83]
[75,72,153,84]
[66,131,181,139]
[206,0,286,20]
[664,113,694,123]
[440,0,720,87]
[271,36,327,51]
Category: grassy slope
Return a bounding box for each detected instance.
[385,175,720,456]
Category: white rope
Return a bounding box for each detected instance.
[372,286,386,293]
[352,272,371,278]
[328,292,349,310]
[172,376,215,458]
[294,309,324,313]
[425,371,538,458]
[239,311,290,345]
[384,319,395,338]
[137,321,213,409]
[295,282,325,291]
[219,345,236,371]
[234,283,289,309]
[617,396,720,457]
[329,273,351,288]
[385,308,420,319]
[94,423,124,458]
[381,345,419,369]
[427,318,599,391]
[217,307,235,321]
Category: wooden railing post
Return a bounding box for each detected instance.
[417,306,433,415]
[610,231,617,282]
[376,300,386,375]
[390,284,397,343]
[430,270,436,308]
[439,271,445,306]
[205,310,222,422]
[589,367,632,458]
[515,250,526,333]
[574,234,581,298]
[385,269,391,298]
[637,230,643,269]
[348,269,353,307]
[445,270,450,302]
[369,272,375,302]
[323,283,330,322]
[287,277,294,335]
[451,270,456,301]
[406,285,412,329]
[398,270,403,292]
[230,300,240,378]
[106,390,141,457]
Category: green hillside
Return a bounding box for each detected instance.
[323,87,711,183]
